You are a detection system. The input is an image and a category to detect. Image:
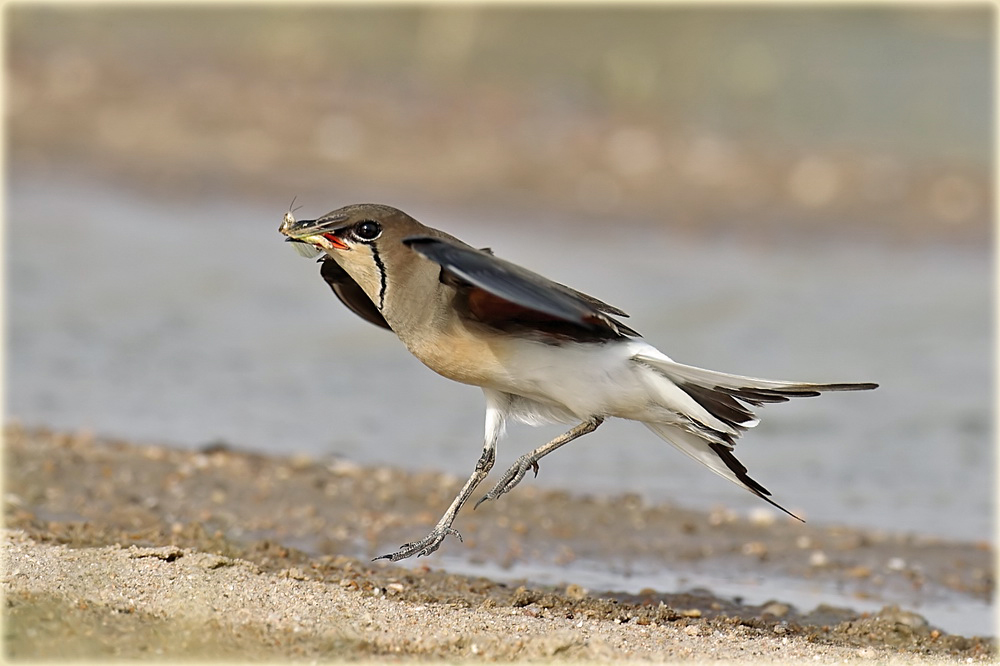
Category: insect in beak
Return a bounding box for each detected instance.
[285,237,323,258]
[280,202,324,258]
[280,202,352,255]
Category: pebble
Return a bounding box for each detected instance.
[761,602,790,618]
[742,541,768,557]
[876,605,928,629]
[748,507,776,526]
[809,550,829,567]
[708,508,737,526]
[845,565,872,579]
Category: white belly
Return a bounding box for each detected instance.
[483,338,664,423]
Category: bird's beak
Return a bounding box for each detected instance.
[321,234,350,250]
[280,213,352,254]
[280,217,324,239]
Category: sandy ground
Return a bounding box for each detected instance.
[3,425,995,662]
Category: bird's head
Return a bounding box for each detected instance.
[279,203,436,312]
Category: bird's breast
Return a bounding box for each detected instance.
[400,321,512,388]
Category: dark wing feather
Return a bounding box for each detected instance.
[403,236,639,338]
[319,257,391,330]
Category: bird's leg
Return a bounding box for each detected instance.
[373,441,495,561]
[475,417,603,508]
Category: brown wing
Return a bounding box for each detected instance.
[403,235,639,340]
[319,257,391,330]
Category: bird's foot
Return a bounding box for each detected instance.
[373,527,462,562]
[474,456,540,509]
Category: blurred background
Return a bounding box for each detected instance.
[7,6,990,236]
[6,4,992,547]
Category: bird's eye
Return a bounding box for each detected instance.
[352,220,382,242]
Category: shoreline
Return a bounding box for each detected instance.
[5,424,995,661]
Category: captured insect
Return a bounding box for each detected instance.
[281,197,323,258]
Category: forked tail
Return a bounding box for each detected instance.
[632,348,877,519]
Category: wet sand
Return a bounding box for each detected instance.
[4,425,994,661]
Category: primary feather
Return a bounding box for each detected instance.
[403,235,639,337]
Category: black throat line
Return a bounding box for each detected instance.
[370,244,388,311]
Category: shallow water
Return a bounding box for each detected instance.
[431,555,996,638]
[6,171,992,548]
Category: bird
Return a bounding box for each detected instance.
[278,203,877,562]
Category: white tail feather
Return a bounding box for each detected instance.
[643,420,801,519]
[630,347,875,521]
[643,421,745,487]
[633,350,877,394]
[637,364,745,438]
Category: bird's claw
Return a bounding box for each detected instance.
[474,456,539,509]
[373,527,462,562]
